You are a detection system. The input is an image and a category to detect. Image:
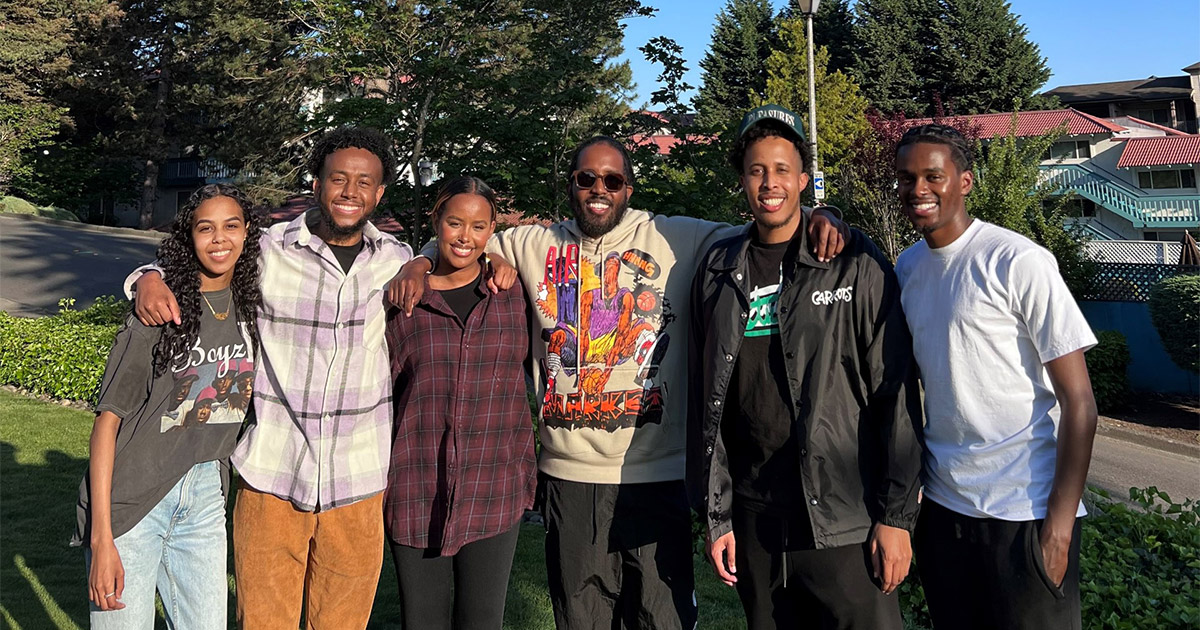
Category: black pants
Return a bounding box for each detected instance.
[914,499,1082,630]
[731,504,903,630]
[541,474,697,630]
[390,525,521,630]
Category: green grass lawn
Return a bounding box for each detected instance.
[0,390,747,629]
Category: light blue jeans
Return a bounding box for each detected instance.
[87,460,228,629]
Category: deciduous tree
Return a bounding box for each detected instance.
[0,0,118,194]
[302,0,650,240]
[762,17,869,199]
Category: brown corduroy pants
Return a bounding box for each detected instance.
[232,484,384,630]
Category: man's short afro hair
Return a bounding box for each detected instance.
[896,124,974,173]
[307,127,398,184]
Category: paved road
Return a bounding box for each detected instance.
[0,215,162,317]
[1088,433,1199,504]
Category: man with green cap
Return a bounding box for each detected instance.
[688,105,924,629]
[390,128,848,629]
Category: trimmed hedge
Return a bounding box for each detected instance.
[1086,330,1131,413]
[0,297,127,403]
[1148,274,1200,373]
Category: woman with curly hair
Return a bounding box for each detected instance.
[73,184,264,629]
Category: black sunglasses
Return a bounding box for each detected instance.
[573,170,627,193]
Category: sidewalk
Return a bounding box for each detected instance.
[1097,415,1199,460]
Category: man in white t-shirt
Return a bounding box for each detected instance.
[893,124,1099,630]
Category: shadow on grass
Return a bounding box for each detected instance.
[0,388,744,630]
[1,442,91,629]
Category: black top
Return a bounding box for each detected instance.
[328,240,364,273]
[74,288,251,546]
[722,238,805,513]
[437,272,486,324]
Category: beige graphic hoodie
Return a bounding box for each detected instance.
[480,210,741,484]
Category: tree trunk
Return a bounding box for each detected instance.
[407,91,434,244]
[138,158,160,229]
[139,67,171,230]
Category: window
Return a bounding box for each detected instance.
[1057,198,1095,217]
[1138,169,1198,189]
[1136,109,1171,125]
[1045,140,1091,160]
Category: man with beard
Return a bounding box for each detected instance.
[392,136,846,629]
[124,127,412,629]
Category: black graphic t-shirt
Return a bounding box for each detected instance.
[73,288,253,545]
[722,238,806,513]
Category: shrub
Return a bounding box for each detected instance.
[1080,487,1200,629]
[0,297,126,403]
[694,487,1199,630]
[1148,273,1200,373]
[1086,330,1131,413]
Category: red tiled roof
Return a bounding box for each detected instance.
[908,108,1126,139]
[630,133,716,155]
[632,134,683,155]
[1117,136,1200,168]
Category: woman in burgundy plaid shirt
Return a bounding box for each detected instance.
[384,176,536,630]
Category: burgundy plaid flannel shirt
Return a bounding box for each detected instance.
[384,276,536,555]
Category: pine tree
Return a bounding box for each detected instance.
[784,0,856,75]
[852,0,938,116]
[853,0,1052,116]
[35,0,317,226]
[694,0,777,129]
[929,0,1052,114]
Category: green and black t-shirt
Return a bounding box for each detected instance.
[73,288,252,546]
[722,239,805,513]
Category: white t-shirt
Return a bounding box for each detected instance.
[896,220,1097,521]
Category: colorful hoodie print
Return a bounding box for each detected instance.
[480,209,740,484]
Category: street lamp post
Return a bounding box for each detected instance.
[795,0,823,200]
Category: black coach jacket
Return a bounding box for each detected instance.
[686,214,923,549]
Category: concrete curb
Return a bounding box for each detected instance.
[1097,416,1200,460]
[1,212,165,242]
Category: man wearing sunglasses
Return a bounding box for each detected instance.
[392,135,845,630]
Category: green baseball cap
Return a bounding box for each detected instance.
[735,104,807,142]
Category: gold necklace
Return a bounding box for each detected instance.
[201,291,231,321]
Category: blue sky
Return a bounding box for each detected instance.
[617,0,1200,108]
